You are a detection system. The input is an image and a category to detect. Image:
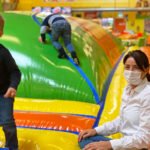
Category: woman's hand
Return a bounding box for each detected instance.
[83,141,112,150]
[78,129,97,142]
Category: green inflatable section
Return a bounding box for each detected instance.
[0,12,123,103]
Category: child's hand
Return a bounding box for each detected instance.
[38,37,46,44]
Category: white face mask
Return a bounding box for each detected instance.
[124,70,142,85]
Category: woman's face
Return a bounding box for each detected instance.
[124,57,146,79]
[124,57,140,71]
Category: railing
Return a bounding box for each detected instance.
[72,7,150,12]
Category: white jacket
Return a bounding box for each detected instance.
[95,78,150,150]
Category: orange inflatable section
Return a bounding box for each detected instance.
[68,17,120,66]
[14,111,95,133]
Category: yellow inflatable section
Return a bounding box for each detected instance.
[14,98,99,116]
[0,129,80,150]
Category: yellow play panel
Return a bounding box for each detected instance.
[0,128,80,150]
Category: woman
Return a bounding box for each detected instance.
[78,50,150,150]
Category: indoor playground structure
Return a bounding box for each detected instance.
[0,0,150,150]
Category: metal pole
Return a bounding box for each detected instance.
[72,7,150,12]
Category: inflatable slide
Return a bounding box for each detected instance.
[0,11,126,150]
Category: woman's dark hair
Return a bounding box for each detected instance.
[123,50,150,81]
